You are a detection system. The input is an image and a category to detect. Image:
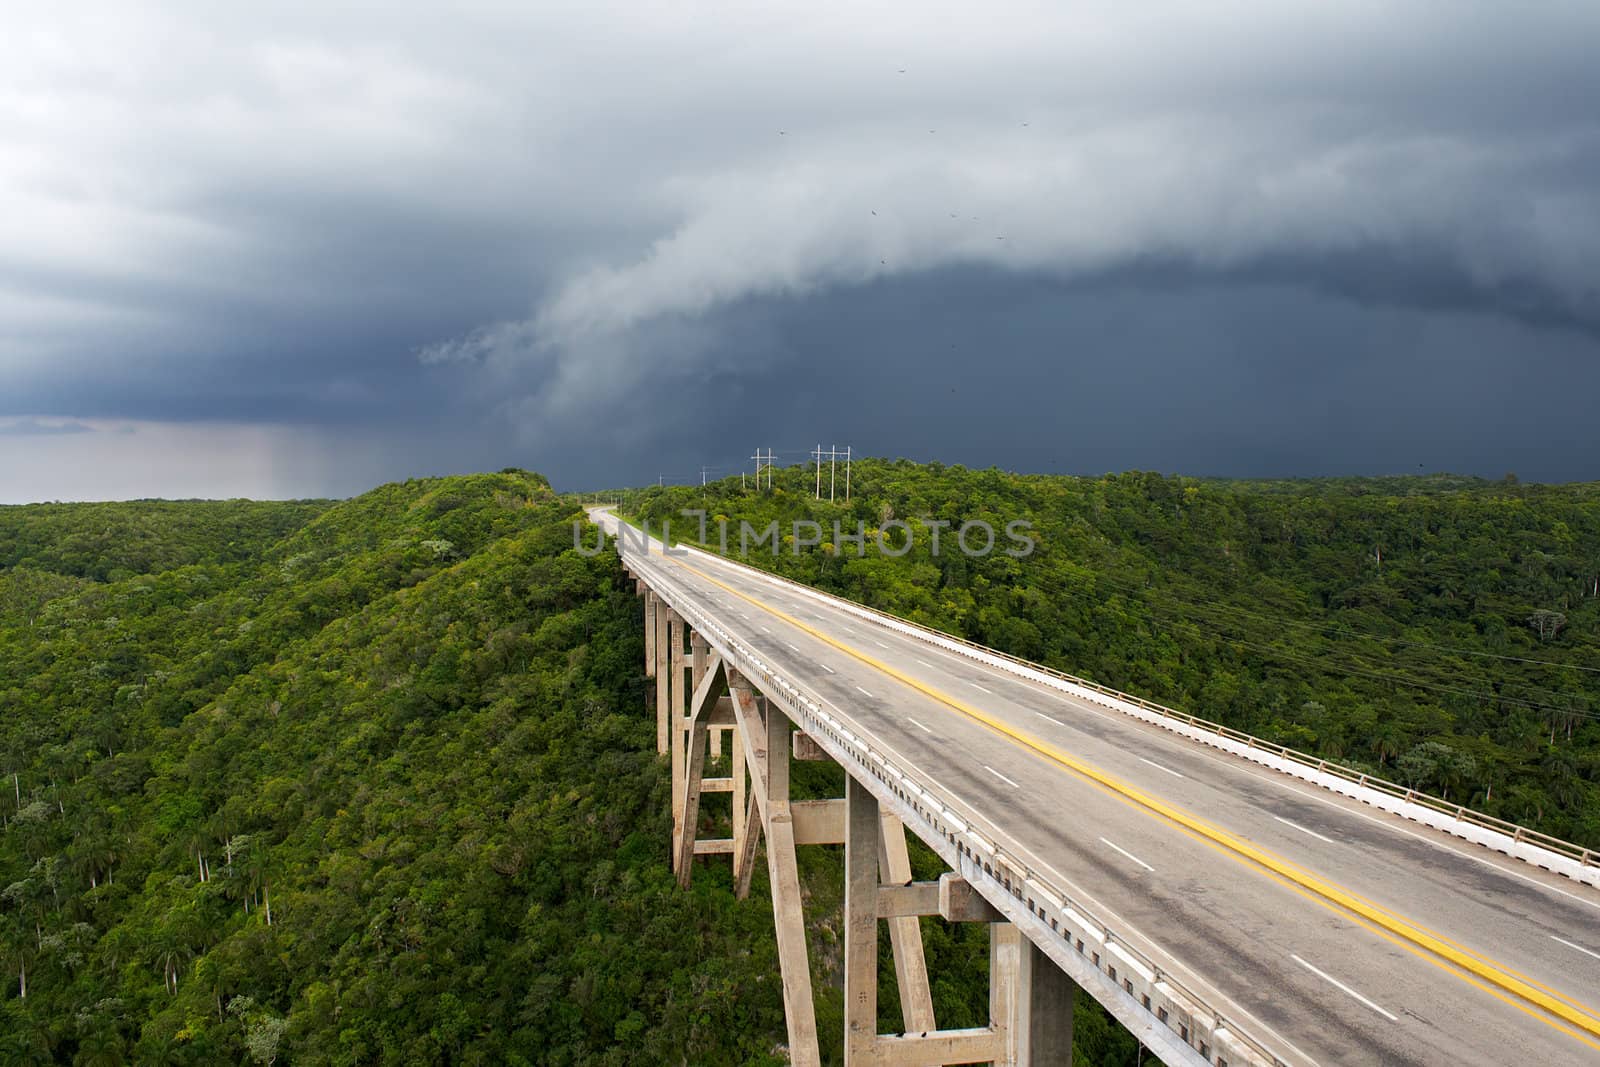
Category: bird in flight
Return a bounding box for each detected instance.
[871,210,877,215]
[898,68,906,74]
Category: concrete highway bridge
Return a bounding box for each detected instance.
[587,506,1600,1066]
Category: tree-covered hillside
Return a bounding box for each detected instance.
[0,473,785,1065]
[627,461,1600,847]
[0,500,331,583]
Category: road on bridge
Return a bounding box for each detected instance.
[590,507,1600,1066]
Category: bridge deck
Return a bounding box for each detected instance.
[597,510,1600,1066]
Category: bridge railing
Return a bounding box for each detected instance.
[645,530,1597,875]
[625,544,1285,1066]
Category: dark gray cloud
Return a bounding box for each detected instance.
[2,2,1598,500]
[523,270,1600,488]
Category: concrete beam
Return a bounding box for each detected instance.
[940,873,1005,924]
[872,1029,1006,1066]
[792,798,845,846]
[693,838,735,855]
[877,882,942,918]
[792,731,830,762]
[700,776,734,793]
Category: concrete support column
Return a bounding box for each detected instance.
[689,633,708,687]
[990,924,1021,1062]
[845,777,880,1065]
[765,695,787,810]
[643,590,656,678]
[670,612,687,736]
[991,924,1075,1065]
[654,605,670,754]
[732,720,747,874]
[1016,939,1075,1064]
[878,815,936,1034]
[668,614,688,723]
[732,679,821,1066]
[669,650,686,868]
[668,613,689,868]
[687,630,723,758]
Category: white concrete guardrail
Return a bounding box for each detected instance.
[635,530,1599,892]
[621,537,1290,1067]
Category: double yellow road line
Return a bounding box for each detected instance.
[661,549,1600,1049]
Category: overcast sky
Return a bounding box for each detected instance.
[3,2,1598,502]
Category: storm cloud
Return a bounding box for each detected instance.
[3,2,1598,500]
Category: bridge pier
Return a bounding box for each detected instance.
[842,776,1071,1065]
[640,584,1078,1066]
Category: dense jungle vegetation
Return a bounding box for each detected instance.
[9,459,1597,1065]
[627,461,1600,848]
[0,470,1142,1066]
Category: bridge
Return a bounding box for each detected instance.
[588,507,1600,1066]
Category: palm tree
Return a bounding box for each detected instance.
[1370,722,1404,768]
[73,1028,125,1067]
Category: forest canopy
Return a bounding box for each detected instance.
[6,461,1598,1065]
[626,461,1600,847]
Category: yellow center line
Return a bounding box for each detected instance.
[656,548,1600,1043]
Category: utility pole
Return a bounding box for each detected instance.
[814,444,851,502]
[750,448,775,491]
[701,466,711,487]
